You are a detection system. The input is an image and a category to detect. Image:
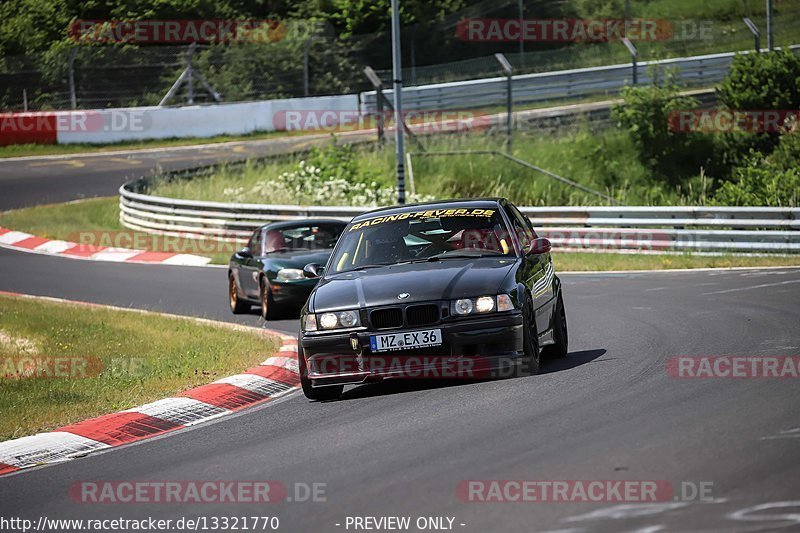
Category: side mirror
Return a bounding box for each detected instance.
[237,247,252,258]
[528,238,552,255]
[303,263,324,278]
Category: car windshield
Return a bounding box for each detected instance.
[329,207,514,273]
[264,224,344,254]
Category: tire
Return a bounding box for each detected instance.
[543,290,569,359]
[519,293,540,376]
[229,274,249,314]
[298,343,343,401]
[259,278,281,321]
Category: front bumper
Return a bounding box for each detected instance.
[270,278,317,305]
[301,312,525,387]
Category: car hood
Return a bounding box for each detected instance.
[264,250,332,268]
[311,257,518,311]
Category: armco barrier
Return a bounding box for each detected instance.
[360,45,800,113]
[119,182,800,254]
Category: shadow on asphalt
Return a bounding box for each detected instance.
[337,348,607,401]
[540,348,607,374]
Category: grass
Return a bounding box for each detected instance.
[0,294,280,441]
[2,196,799,270]
[149,129,696,207]
[0,197,237,265]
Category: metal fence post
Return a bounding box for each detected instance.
[185,44,195,105]
[743,18,761,52]
[303,38,312,96]
[495,53,513,152]
[766,0,774,51]
[68,48,78,109]
[390,0,406,205]
[376,86,385,145]
[622,38,638,85]
[518,0,524,68]
[364,66,384,145]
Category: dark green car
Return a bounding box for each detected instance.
[228,220,347,320]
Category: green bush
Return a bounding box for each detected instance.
[712,165,800,207]
[611,80,711,184]
[712,130,800,207]
[715,49,800,169]
[718,50,800,110]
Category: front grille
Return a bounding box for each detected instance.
[406,304,440,327]
[371,308,403,329]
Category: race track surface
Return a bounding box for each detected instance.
[0,131,372,211]
[2,243,799,532]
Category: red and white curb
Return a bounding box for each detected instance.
[0,293,299,477]
[0,349,299,477]
[0,227,211,266]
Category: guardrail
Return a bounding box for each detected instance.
[120,182,800,254]
[360,46,800,113]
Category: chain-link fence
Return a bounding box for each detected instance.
[374,13,797,86]
[0,40,372,111]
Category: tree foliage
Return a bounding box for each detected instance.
[611,77,707,183]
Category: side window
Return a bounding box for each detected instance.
[506,204,534,250]
[247,230,263,255]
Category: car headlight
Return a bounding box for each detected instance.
[453,299,474,315]
[276,268,305,281]
[307,310,361,331]
[451,295,515,316]
[475,296,495,313]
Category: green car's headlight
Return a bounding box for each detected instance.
[276,268,305,281]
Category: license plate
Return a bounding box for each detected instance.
[370,329,442,353]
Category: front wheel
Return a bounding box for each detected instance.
[260,278,281,321]
[298,343,343,401]
[542,290,568,359]
[229,274,249,314]
[519,294,540,376]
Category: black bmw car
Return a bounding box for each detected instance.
[298,198,568,400]
[228,219,347,319]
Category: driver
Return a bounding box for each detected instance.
[366,220,412,264]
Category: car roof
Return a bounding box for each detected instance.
[258,219,349,231]
[351,198,506,223]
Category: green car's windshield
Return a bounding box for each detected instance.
[263,224,345,254]
[329,207,514,273]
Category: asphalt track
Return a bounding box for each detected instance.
[1,145,800,532]
[0,131,372,211]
